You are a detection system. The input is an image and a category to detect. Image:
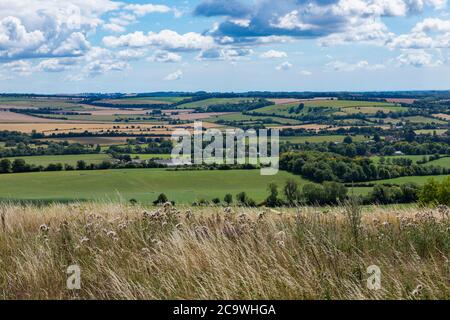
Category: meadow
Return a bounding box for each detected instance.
[0,169,308,204]
[280,135,368,144]
[175,98,251,109]
[248,100,400,118]
[4,154,112,166]
[0,202,447,299]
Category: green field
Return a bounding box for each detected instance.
[129,154,172,160]
[176,98,251,109]
[3,154,112,166]
[415,129,448,135]
[371,155,450,168]
[208,113,302,125]
[249,100,400,118]
[373,174,450,185]
[0,169,308,204]
[427,157,450,168]
[404,116,448,124]
[280,135,368,144]
[115,96,189,103]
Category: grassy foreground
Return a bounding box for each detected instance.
[0,202,448,300]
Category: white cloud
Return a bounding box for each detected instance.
[318,20,394,46]
[388,17,450,49]
[0,0,119,60]
[299,70,312,76]
[123,4,172,16]
[260,50,287,59]
[165,69,183,81]
[148,50,182,63]
[327,60,386,71]
[197,48,253,61]
[103,30,215,52]
[395,50,443,67]
[412,18,450,33]
[117,48,147,60]
[36,58,77,72]
[276,61,293,71]
[0,60,33,76]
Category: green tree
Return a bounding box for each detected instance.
[76,160,87,170]
[437,177,450,205]
[265,183,282,207]
[0,159,11,173]
[224,194,233,205]
[419,179,440,204]
[12,159,27,173]
[153,193,169,205]
[343,136,353,144]
[284,179,300,206]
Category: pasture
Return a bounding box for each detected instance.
[4,154,112,166]
[176,98,252,109]
[0,169,308,204]
[280,135,368,144]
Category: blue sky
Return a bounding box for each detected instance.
[0,0,450,93]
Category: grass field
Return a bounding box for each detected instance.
[0,169,308,204]
[415,129,448,135]
[129,154,172,160]
[112,96,189,103]
[208,113,302,125]
[176,98,251,109]
[280,135,368,144]
[373,174,450,185]
[371,155,450,168]
[1,203,447,299]
[4,154,112,166]
[42,137,131,146]
[249,100,401,118]
[404,116,448,124]
[427,157,450,168]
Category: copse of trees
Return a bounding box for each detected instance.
[419,178,450,205]
[367,183,421,204]
[280,151,450,184]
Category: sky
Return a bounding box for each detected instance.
[0,0,450,93]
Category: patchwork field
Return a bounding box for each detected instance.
[0,111,63,123]
[0,169,308,204]
[42,136,131,145]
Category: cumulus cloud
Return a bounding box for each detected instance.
[103,30,215,52]
[36,58,77,72]
[0,60,33,76]
[260,50,287,59]
[388,18,450,50]
[148,50,182,63]
[0,0,120,60]
[194,0,251,17]
[299,70,312,76]
[165,69,183,81]
[197,47,253,61]
[196,0,447,46]
[395,50,443,67]
[276,61,293,71]
[326,59,386,71]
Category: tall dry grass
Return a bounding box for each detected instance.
[0,202,448,300]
